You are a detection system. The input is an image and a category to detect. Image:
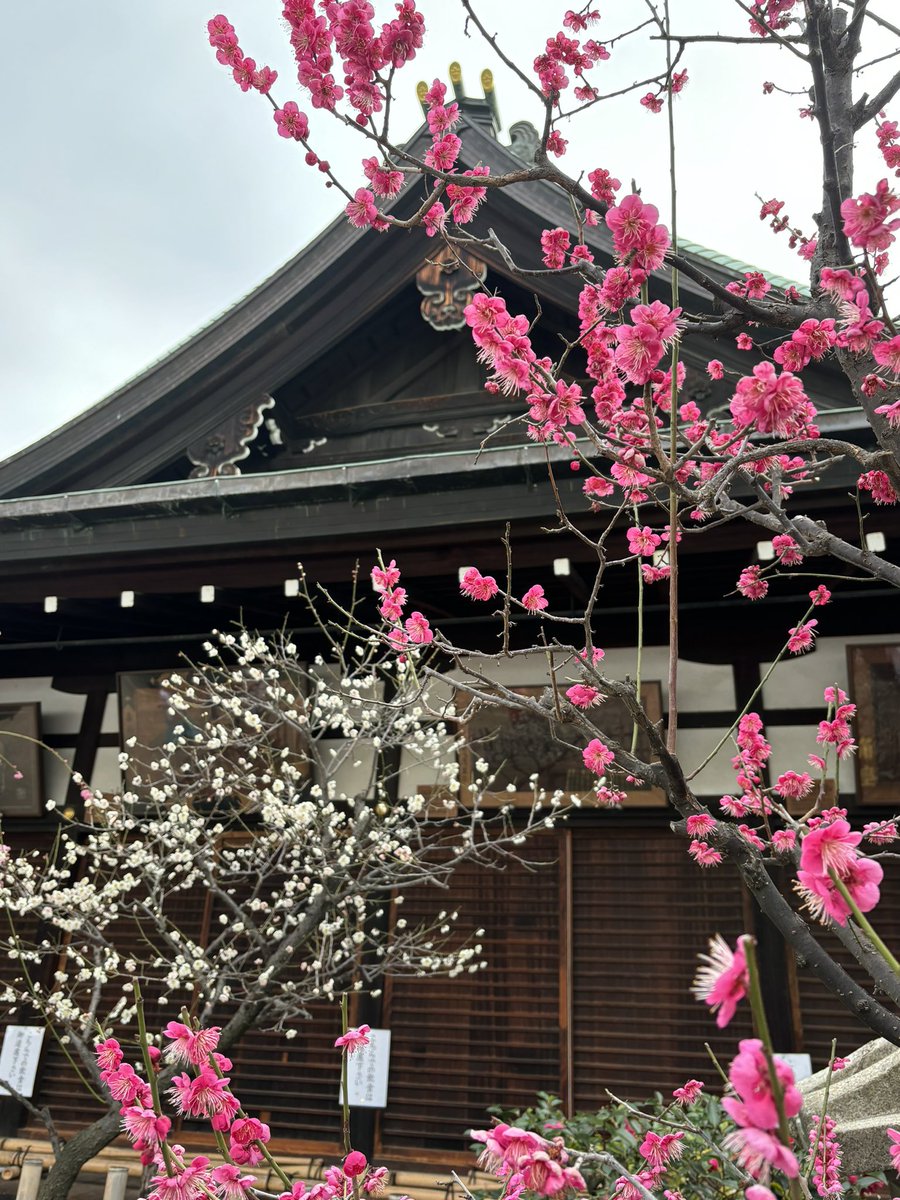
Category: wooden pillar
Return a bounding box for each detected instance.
[59,683,112,817]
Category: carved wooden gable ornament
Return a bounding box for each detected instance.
[415,245,487,332]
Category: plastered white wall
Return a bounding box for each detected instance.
[759,631,900,799]
[677,728,738,796]
[446,647,733,712]
[0,678,115,810]
[762,632,900,708]
[1,628,893,810]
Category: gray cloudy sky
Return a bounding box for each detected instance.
[1,2,884,461]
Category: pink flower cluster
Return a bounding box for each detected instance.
[864,818,899,844]
[858,468,898,505]
[772,319,836,372]
[808,1115,843,1197]
[672,1078,704,1106]
[815,685,856,760]
[98,1020,392,1200]
[729,362,817,438]
[606,1126,690,1200]
[749,1,801,38]
[877,118,900,183]
[258,0,493,236]
[540,227,595,270]
[471,1124,586,1197]
[688,839,722,868]
[722,1039,802,1178]
[818,268,887,351]
[726,272,771,301]
[371,559,433,648]
[460,566,499,602]
[465,293,540,398]
[587,167,621,206]
[638,1130,684,1174]
[287,0,423,119]
[96,1038,170,1167]
[772,534,803,565]
[841,179,900,256]
[207,16,278,95]
[787,618,817,655]
[737,564,768,601]
[419,79,490,228]
[614,300,681,387]
[731,713,771,806]
[606,196,671,274]
[533,19,608,106]
[797,817,883,925]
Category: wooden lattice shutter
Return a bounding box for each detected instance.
[224,1011,343,1148]
[377,833,562,1159]
[570,826,753,1105]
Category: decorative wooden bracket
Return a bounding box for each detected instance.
[187,395,275,478]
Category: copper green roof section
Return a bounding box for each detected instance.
[679,237,807,294]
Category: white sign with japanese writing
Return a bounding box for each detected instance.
[0,1026,45,1098]
[340,1028,391,1109]
[776,1052,813,1081]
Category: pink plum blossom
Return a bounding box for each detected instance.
[692,934,748,1027]
[787,619,818,654]
[686,813,716,838]
[162,1022,221,1067]
[797,818,883,924]
[841,179,900,253]
[730,362,816,437]
[566,685,601,708]
[343,1152,367,1178]
[639,1132,684,1170]
[626,526,662,556]
[274,102,309,140]
[673,1079,704,1105]
[334,1025,371,1054]
[583,738,614,774]
[689,840,723,867]
[521,585,549,613]
[404,612,433,644]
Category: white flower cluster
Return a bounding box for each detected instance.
[0,625,573,1073]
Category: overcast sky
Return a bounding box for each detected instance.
[2,2,886,461]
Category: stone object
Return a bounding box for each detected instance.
[797,1038,900,1173]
